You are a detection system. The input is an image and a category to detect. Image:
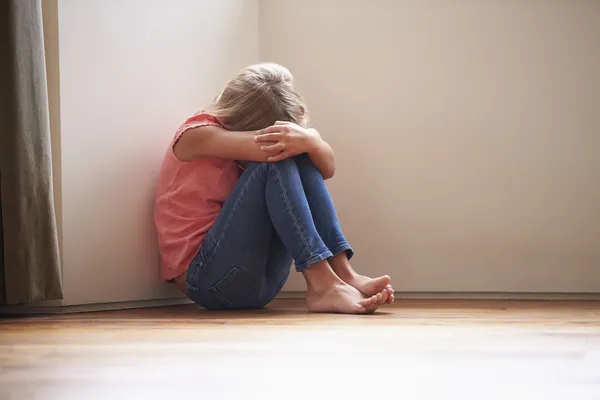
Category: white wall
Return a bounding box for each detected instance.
[263,0,600,293]
[56,0,259,305]
[48,0,600,306]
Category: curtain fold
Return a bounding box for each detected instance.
[0,0,63,305]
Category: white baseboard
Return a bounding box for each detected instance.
[277,291,600,300]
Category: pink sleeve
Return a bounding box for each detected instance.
[173,113,222,143]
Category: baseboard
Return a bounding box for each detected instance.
[2,291,597,316]
[276,291,600,300]
[0,297,193,316]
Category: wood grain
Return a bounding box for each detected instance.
[1,299,599,400]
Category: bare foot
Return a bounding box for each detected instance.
[328,253,395,303]
[306,283,382,314]
[345,274,395,304]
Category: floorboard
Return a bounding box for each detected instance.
[1,299,599,399]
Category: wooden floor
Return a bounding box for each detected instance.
[1,299,599,400]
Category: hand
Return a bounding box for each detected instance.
[254,121,320,162]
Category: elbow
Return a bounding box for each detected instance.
[322,165,335,180]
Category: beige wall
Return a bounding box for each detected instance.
[262,0,600,292]
[45,0,600,306]
[56,0,259,305]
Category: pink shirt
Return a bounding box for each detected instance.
[154,113,241,281]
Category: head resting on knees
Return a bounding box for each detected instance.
[206,63,309,131]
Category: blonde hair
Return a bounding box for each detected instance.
[205,63,309,131]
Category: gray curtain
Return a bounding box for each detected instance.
[0,0,63,305]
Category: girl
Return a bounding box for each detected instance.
[155,63,394,313]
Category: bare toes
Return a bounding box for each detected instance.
[387,293,395,304]
[359,297,373,307]
[370,294,378,304]
[354,304,366,313]
[379,289,389,304]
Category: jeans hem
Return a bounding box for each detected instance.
[328,243,354,260]
[294,250,333,272]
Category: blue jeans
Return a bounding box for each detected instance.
[186,155,354,310]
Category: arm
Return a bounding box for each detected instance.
[173,125,273,162]
[254,123,336,180]
[306,129,336,180]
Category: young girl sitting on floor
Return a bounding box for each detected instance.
[154,63,394,313]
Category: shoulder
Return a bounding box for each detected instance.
[180,112,222,130]
[173,113,226,162]
[174,113,223,147]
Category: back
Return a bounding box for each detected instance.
[154,113,241,281]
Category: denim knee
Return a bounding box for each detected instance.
[248,159,296,175]
[292,154,314,168]
[249,157,306,174]
[271,158,298,171]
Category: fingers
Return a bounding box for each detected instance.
[254,132,284,142]
[256,126,281,135]
[268,151,293,162]
[260,143,285,154]
[257,123,291,135]
[255,122,299,162]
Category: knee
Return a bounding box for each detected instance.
[261,158,299,176]
[273,157,298,169]
[248,158,296,173]
[250,156,315,178]
[271,156,317,172]
[292,154,317,171]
